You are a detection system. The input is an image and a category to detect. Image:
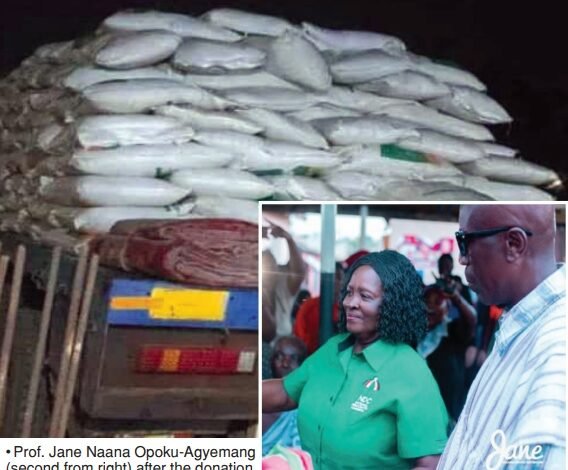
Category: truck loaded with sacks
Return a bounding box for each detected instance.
[0,218,258,437]
[0,6,561,437]
[0,7,562,232]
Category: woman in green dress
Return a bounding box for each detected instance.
[263,251,448,470]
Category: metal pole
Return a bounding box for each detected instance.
[22,246,61,437]
[319,204,336,347]
[359,205,369,249]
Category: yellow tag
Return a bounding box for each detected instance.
[148,288,228,321]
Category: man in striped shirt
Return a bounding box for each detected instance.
[438,205,565,470]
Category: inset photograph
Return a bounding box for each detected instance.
[262,203,565,469]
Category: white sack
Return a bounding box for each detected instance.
[266,31,332,91]
[192,196,259,223]
[396,130,486,164]
[379,103,494,141]
[95,31,182,69]
[426,85,512,124]
[317,86,412,113]
[264,175,342,200]
[458,157,560,186]
[183,70,300,90]
[237,108,328,148]
[239,35,275,53]
[287,104,361,122]
[302,22,405,54]
[202,8,294,36]
[103,11,241,41]
[221,87,319,111]
[73,203,196,232]
[77,115,194,148]
[154,105,263,134]
[334,145,462,179]
[173,39,266,71]
[324,171,490,200]
[330,50,411,84]
[234,141,342,172]
[83,79,231,113]
[169,168,274,199]
[357,71,451,100]
[39,175,191,207]
[192,130,266,153]
[70,144,234,177]
[312,116,419,145]
[445,176,555,201]
[477,142,518,158]
[411,58,486,91]
[64,66,185,91]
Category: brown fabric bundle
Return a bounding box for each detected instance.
[93,218,258,289]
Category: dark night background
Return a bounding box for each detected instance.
[1,0,567,196]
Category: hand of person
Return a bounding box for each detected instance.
[476,349,487,366]
[441,277,459,300]
[267,222,290,240]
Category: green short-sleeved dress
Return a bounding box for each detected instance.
[283,333,449,470]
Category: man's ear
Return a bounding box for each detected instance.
[504,228,529,262]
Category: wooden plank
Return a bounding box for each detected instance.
[0,246,26,429]
[49,247,88,437]
[57,254,99,437]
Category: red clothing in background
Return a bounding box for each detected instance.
[293,297,339,354]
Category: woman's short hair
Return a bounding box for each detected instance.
[339,250,427,346]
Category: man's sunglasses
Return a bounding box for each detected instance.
[455,226,533,257]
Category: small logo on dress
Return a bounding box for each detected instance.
[351,394,373,412]
[364,377,380,391]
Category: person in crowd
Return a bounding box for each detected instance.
[262,283,276,379]
[290,289,312,325]
[263,336,308,456]
[437,253,484,394]
[293,262,344,354]
[263,251,448,470]
[464,301,503,388]
[437,253,473,304]
[342,249,370,270]
[263,223,307,338]
[418,284,476,424]
[438,205,565,469]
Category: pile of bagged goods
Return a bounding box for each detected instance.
[0,8,562,245]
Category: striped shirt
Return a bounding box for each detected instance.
[438,265,566,470]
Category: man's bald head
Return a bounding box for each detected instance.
[461,205,555,239]
[458,205,558,308]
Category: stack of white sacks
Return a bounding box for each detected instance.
[0,8,561,236]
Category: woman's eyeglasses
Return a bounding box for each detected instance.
[455,226,533,257]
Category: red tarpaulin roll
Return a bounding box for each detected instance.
[93,218,258,289]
